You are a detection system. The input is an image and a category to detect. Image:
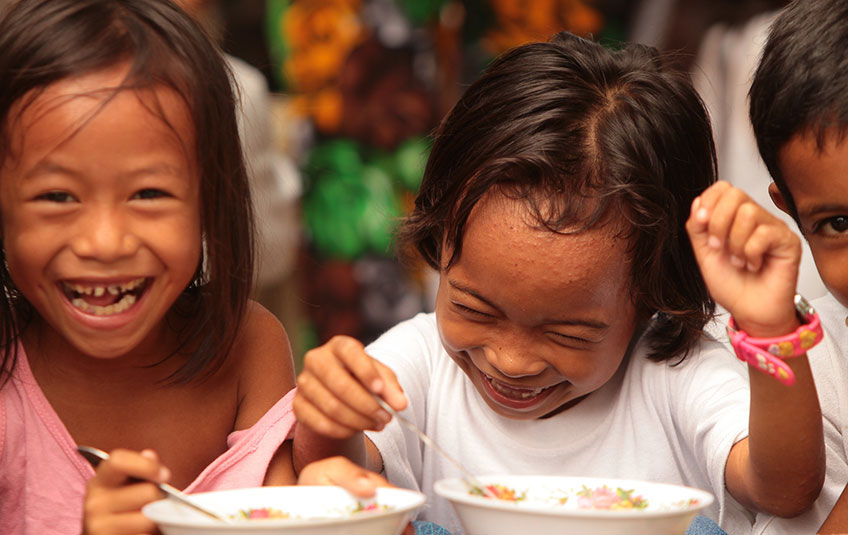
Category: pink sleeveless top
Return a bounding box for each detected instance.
[0,345,296,535]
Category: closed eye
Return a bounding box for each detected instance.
[452,302,493,318]
[35,191,76,203]
[132,188,171,200]
[548,331,591,345]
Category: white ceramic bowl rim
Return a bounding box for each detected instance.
[433,475,714,519]
[142,485,427,529]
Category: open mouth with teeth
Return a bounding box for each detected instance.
[481,372,556,408]
[62,277,149,316]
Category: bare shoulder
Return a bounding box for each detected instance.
[231,300,296,430]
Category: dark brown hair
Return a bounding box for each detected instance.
[749,0,848,224]
[397,32,717,361]
[0,0,254,383]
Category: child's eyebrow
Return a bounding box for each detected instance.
[23,161,75,180]
[800,202,848,218]
[448,279,609,330]
[448,279,499,309]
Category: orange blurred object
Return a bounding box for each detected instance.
[282,0,364,92]
[485,0,603,53]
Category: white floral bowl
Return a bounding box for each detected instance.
[142,485,426,535]
[434,475,714,535]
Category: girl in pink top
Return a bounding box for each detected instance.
[0,1,389,534]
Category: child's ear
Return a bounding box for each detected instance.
[768,182,792,216]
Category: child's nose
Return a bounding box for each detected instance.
[483,343,548,378]
[71,209,140,262]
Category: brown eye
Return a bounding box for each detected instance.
[831,216,848,232]
[819,216,848,236]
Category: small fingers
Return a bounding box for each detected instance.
[373,360,407,412]
[328,336,385,395]
[85,480,163,518]
[91,449,170,489]
[299,336,401,429]
[298,456,391,497]
[84,462,164,535]
[741,223,802,273]
[301,339,378,413]
[725,201,760,269]
[294,375,385,437]
[690,182,784,268]
[700,183,750,248]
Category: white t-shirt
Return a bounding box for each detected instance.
[752,292,848,535]
[365,313,754,535]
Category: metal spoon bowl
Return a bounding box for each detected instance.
[77,445,232,524]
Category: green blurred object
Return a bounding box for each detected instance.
[303,139,410,260]
[265,0,291,91]
[393,137,430,192]
[359,164,402,254]
[294,320,318,372]
[303,139,363,191]
[396,0,446,26]
[598,18,627,50]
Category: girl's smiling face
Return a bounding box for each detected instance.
[434,192,639,420]
[0,65,202,360]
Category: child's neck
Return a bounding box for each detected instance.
[22,315,187,388]
[20,315,240,489]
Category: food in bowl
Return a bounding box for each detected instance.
[234,501,392,521]
[575,485,649,510]
[236,507,291,520]
[469,484,526,501]
[143,485,425,535]
[436,475,714,535]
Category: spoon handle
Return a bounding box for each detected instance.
[76,445,232,523]
[153,481,232,523]
[372,397,497,499]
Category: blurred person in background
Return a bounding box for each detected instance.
[179,0,304,331]
[687,0,826,299]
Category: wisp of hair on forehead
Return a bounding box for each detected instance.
[397,31,717,362]
[0,0,254,384]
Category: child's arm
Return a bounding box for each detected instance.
[686,181,824,517]
[234,302,298,485]
[292,335,407,475]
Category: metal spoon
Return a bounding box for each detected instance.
[77,445,232,523]
[373,397,498,499]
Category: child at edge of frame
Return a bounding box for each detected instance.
[290,29,825,535]
[700,0,848,533]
